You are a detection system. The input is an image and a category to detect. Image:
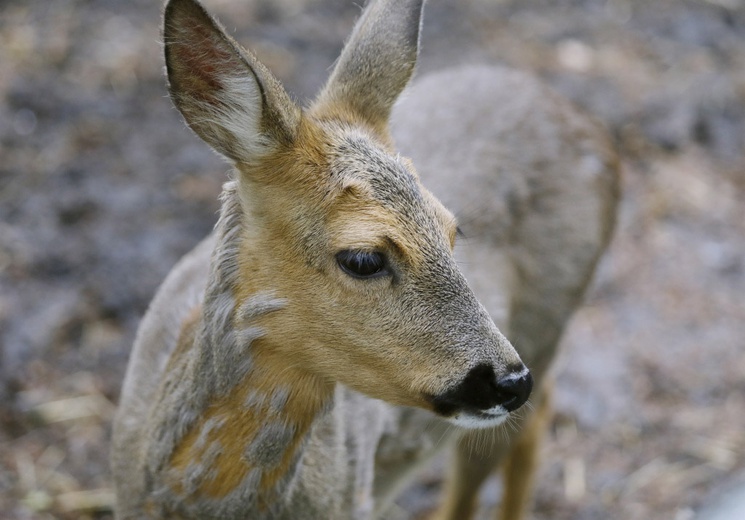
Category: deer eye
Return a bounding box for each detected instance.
[336,250,388,279]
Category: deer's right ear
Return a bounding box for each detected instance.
[163,0,300,164]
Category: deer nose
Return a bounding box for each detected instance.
[431,363,533,416]
[493,369,533,412]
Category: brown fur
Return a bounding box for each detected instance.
[168,342,333,501]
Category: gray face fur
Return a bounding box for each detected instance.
[273,127,529,424]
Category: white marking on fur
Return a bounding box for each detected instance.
[447,412,509,430]
[194,416,227,451]
[182,439,223,495]
[501,366,530,382]
[269,388,290,413]
[243,389,268,410]
[244,421,297,468]
[146,183,282,475]
[180,56,272,162]
[237,292,287,324]
[220,75,272,159]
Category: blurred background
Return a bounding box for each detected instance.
[1,0,744,518]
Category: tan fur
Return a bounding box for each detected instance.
[111,1,619,519]
[168,342,333,501]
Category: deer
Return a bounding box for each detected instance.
[111,0,619,518]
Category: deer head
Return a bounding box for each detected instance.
[163,0,532,429]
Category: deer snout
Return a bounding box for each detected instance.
[430,363,533,428]
[491,368,533,412]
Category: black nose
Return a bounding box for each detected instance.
[431,363,533,416]
[493,370,533,412]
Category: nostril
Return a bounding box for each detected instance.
[495,370,533,412]
[429,364,534,418]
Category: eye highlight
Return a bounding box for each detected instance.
[336,250,388,279]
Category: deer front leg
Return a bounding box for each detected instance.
[497,381,552,520]
[434,382,552,520]
[434,424,513,519]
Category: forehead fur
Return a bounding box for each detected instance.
[330,133,422,207]
[323,129,457,258]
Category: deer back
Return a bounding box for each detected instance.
[392,65,620,384]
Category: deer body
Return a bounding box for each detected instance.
[112,1,618,519]
[113,219,458,519]
[395,64,618,382]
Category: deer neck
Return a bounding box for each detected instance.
[151,181,334,511]
[167,336,333,506]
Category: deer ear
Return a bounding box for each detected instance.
[163,0,300,164]
[315,0,424,133]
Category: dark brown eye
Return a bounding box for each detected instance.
[336,250,388,279]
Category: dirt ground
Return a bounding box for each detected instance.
[1,0,744,518]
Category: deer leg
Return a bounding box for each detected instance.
[497,381,552,520]
[434,426,512,519]
[434,380,552,520]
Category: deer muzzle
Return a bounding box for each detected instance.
[429,363,533,429]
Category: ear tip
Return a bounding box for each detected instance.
[315,0,425,131]
[163,0,211,30]
[163,0,190,18]
[164,0,200,11]
[163,0,226,61]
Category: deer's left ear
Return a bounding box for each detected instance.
[314,0,424,135]
[164,0,300,164]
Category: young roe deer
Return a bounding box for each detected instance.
[111,0,619,518]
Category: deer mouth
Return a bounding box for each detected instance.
[427,363,533,430]
[447,409,512,429]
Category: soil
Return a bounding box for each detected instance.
[1,0,744,519]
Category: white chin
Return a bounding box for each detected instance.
[447,411,509,429]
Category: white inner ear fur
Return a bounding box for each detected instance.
[200,73,271,162]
